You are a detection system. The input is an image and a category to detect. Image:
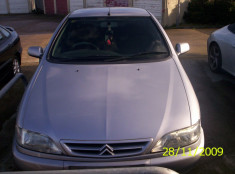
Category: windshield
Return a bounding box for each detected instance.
[50,17,170,63]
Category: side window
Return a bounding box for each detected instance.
[228,23,235,34]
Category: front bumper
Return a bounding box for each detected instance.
[13,129,204,171]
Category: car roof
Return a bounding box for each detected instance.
[69,7,150,18]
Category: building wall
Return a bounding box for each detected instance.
[0,0,31,14]
[57,0,68,14]
[86,0,103,8]
[106,0,129,7]
[162,0,190,27]
[69,0,83,12]
[68,0,162,23]
[133,0,162,23]
[9,0,30,13]
[44,0,55,14]
[0,0,8,14]
[35,0,44,12]
[0,0,189,26]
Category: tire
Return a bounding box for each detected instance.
[12,58,21,75]
[208,43,222,73]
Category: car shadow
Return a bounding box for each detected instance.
[0,64,38,171]
[181,58,235,174]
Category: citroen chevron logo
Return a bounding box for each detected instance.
[99,144,114,156]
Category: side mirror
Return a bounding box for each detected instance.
[175,43,190,56]
[28,46,43,58]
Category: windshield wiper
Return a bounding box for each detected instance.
[51,52,168,63]
[105,51,168,62]
[51,55,122,62]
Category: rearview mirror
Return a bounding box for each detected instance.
[28,46,43,58]
[175,43,190,56]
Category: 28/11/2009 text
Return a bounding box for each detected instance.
[163,147,223,157]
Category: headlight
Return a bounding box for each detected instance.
[152,121,201,153]
[16,126,62,155]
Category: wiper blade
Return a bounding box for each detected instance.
[131,51,168,57]
[105,51,168,62]
[51,55,121,62]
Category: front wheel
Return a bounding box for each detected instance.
[208,43,222,73]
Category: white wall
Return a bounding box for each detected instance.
[86,0,103,8]
[70,0,83,12]
[9,0,30,13]
[133,0,162,22]
[0,0,8,14]
[162,0,189,26]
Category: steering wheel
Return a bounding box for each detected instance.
[72,42,99,50]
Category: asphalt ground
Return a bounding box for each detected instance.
[0,14,235,173]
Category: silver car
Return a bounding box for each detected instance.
[14,7,204,171]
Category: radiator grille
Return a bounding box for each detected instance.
[61,139,152,158]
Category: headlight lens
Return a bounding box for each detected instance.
[152,121,201,153]
[16,127,62,154]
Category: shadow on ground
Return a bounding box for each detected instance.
[181,59,235,174]
[0,64,38,172]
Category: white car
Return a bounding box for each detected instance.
[208,23,235,76]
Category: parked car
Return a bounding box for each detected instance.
[0,25,22,89]
[14,8,204,171]
[208,23,235,76]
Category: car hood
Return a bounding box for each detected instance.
[22,59,191,141]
